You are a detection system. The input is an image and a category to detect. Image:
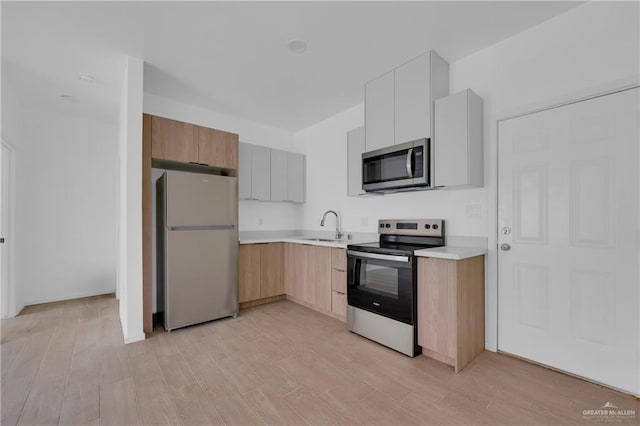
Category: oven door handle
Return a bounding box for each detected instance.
[347,250,410,263]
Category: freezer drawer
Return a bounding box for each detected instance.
[166,171,238,228]
[164,228,238,330]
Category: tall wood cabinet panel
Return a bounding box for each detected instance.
[151,115,199,163]
[239,244,261,303]
[142,114,153,334]
[197,127,238,169]
[260,243,284,298]
[365,70,395,152]
[417,255,485,372]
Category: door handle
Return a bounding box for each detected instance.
[500,243,511,251]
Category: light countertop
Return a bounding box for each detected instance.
[414,246,487,260]
[241,237,487,259]
[239,236,369,249]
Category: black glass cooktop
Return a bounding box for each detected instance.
[348,239,444,256]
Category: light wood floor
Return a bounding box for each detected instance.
[1,294,637,425]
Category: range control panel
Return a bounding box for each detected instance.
[378,219,444,237]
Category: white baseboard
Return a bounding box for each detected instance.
[24,288,116,307]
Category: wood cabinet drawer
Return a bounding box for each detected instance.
[331,290,346,318]
[331,248,346,271]
[331,269,346,293]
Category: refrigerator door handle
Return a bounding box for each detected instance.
[168,225,236,231]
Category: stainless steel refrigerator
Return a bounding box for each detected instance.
[157,170,238,331]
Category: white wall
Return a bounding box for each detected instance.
[118,56,144,344]
[12,108,118,305]
[143,93,302,231]
[293,1,639,351]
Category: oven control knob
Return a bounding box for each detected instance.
[432,224,439,230]
[424,224,431,229]
[379,224,384,228]
[385,224,391,228]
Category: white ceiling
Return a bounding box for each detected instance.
[2,1,582,130]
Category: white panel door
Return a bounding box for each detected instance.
[498,88,639,394]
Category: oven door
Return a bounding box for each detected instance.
[347,250,414,324]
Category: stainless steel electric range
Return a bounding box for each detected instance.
[346,219,445,357]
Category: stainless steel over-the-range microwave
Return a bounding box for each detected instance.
[362,138,430,192]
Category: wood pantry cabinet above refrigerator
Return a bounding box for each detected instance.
[364,50,449,152]
[150,114,238,170]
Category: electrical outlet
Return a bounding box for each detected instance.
[258,218,264,225]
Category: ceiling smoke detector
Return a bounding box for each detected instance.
[287,40,308,54]
[59,94,79,102]
[78,73,95,83]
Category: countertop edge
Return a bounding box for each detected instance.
[414,247,487,260]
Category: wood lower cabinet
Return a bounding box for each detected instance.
[239,243,284,306]
[260,243,284,298]
[417,255,485,372]
[284,243,332,314]
[239,244,261,303]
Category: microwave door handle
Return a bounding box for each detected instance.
[406,148,414,178]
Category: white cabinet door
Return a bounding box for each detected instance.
[238,142,252,199]
[251,145,271,201]
[365,70,394,152]
[498,87,639,395]
[347,127,365,196]
[434,89,483,188]
[287,152,305,203]
[270,149,287,202]
[394,53,429,144]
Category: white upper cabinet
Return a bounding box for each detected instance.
[347,126,365,197]
[434,89,484,188]
[270,150,305,203]
[238,142,252,199]
[250,145,271,200]
[270,149,288,201]
[239,143,271,200]
[364,51,449,153]
[364,70,394,152]
[395,51,449,145]
[287,152,305,203]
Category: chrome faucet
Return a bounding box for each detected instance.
[320,210,343,240]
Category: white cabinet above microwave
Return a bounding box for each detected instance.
[364,50,449,152]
